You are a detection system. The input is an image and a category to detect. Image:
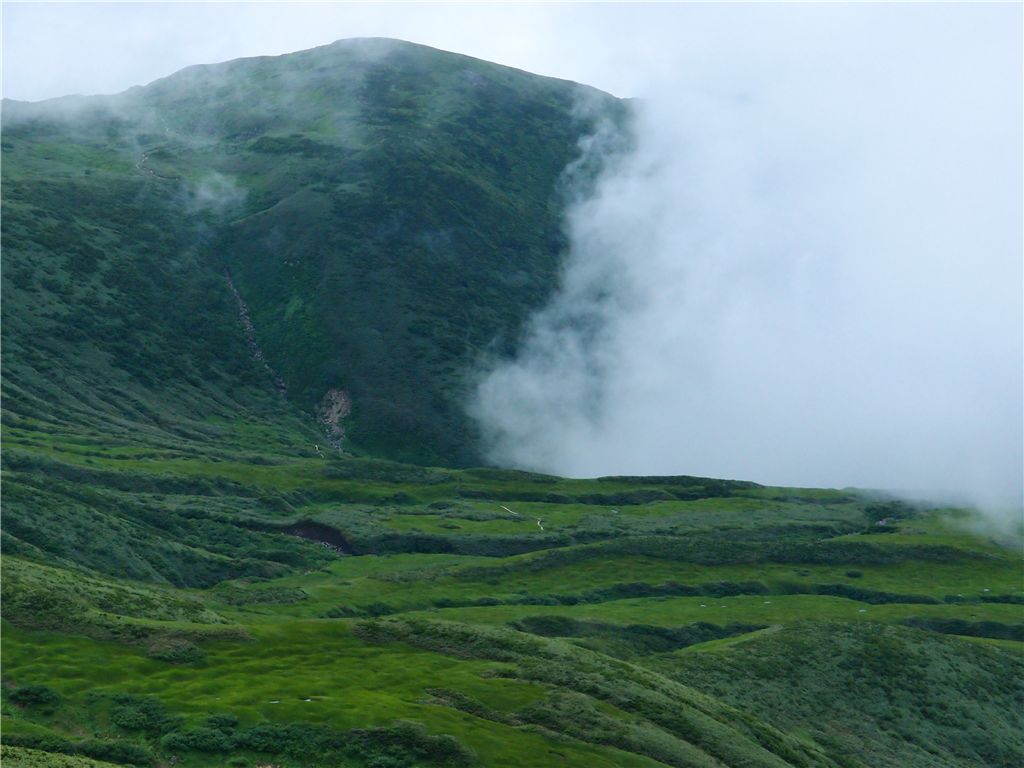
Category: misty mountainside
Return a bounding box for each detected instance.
[2,37,625,466]
[2,38,1023,768]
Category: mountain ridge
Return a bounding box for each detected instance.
[3,38,611,108]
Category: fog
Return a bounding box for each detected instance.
[5,3,1020,518]
[472,5,1022,520]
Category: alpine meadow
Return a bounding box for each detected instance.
[2,35,1022,768]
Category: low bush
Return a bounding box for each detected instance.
[8,683,60,713]
[109,695,182,735]
[324,602,395,618]
[78,739,154,766]
[902,617,1024,642]
[145,638,205,664]
[783,582,940,605]
[204,713,240,731]
[1,734,153,767]
[161,727,234,753]
[1,734,75,755]
[510,616,766,657]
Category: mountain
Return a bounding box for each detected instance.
[2,39,1022,768]
[2,37,626,466]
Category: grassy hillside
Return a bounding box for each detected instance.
[2,426,1021,767]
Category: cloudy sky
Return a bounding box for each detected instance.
[5,2,716,101]
[4,3,1022,512]
[8,1,1002,103]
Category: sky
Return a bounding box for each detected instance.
[6,2,749,102]
[4,2,1023,514]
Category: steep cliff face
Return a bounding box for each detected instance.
[1,38,628,464]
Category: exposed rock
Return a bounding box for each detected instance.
[224,269,287,397]
[318,388,351,448]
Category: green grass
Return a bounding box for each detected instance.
[1,622,663,768]
[4,495,1020,766]
[658,621,1024,768]
[1,745,123,768]
[3,412,1021,766]
[403,594,1023,630]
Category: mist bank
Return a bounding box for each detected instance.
[471,10,1022,525]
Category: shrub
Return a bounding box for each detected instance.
[388,492,420,505]
[367,757,407,768]
[0,733,74,754]
[9,683,60,713]
[110,695,182,735]
[235,724,303,754]
[205,712,240,731]
[864,500,915,524]
[902,617,1024,642]
[349,721,474,767]
[325,602,395,618]
[78,739,154,766]
[146,638,205,664]
[0,733,153,766]
[161,727,234,753]
[325,604,362,618]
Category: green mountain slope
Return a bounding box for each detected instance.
[2,38,624,466]
[2,455,1021,767]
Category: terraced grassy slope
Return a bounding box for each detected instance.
[2,427,1021,767]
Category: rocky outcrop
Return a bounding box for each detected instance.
[317,388,351,448]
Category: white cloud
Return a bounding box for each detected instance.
[472,3,1023,517]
